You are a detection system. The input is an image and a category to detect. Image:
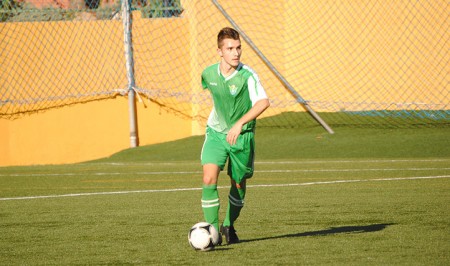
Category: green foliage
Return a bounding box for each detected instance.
[0,5,118,22]
[0,0,181,22]
[5,7,70,22]
[0,0,21,21]
[137,0,183,18]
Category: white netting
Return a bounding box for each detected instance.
[1,0,448,128]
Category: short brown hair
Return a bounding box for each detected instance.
[217,27,240,48]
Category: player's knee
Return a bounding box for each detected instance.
[203,175,217,185]
[203,164,220,185]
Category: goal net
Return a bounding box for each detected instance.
[1,0,448,129]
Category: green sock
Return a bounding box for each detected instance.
[223,185,246,227]
[201,184,220,231]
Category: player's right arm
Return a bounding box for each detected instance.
[226,98,270,145]
[226,70,270,145]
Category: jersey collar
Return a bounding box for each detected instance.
[217,62,243,81]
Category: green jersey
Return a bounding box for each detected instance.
[201,62,268,133]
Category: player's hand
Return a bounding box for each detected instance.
[227,123,243,145]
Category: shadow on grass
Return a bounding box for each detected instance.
[241,223,395,243]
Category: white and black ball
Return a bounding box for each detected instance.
[188,222,220,251]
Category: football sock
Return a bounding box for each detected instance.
[223,184,246,227]
[201,184,220,231]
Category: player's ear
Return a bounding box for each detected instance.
[217,47,223,57]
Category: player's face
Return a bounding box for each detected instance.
[218,38,242,68]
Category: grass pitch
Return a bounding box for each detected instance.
[0,126,449,265]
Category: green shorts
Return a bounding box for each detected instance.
[201,126,255,184]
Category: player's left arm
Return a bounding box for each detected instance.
[227,74,270,145]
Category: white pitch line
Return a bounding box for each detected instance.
[258,168,450,173]
[248,175,450,188]
[0,187,203,201]
[1,167,448,177]
[81,158,450,166]
[0,175,448,201]
[255,159,450,164]
[0,171,202,177]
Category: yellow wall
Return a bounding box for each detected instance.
[0,98,191,166]
[283,1,448,110]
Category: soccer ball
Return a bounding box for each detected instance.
[188,222,220,251]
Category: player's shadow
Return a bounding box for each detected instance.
[241,223,394,243]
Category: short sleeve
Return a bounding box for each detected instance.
[248,74,268,106]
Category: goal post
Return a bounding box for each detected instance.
[121,0,138,147]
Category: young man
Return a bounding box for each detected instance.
[200,27,270,245]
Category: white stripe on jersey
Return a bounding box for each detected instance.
[243,65,268,106]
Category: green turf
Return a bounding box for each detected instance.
[95,125,450,162]
[0,126,449,265]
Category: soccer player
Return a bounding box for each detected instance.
[200,27,270,245]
